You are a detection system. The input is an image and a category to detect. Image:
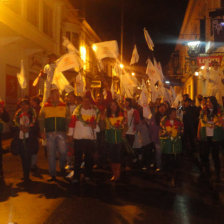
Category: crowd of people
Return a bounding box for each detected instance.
[0,85,223,187]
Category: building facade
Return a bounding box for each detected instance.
[0,0,102,116]
[167,0,224,101]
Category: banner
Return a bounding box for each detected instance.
[197,56,223,66]
[92,40,119,60]
[56,52,83,73]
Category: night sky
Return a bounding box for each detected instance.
[70,0,188,68]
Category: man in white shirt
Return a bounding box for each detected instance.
[68,96,99,183]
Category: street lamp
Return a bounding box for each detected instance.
[119,63,124,69]
[165,80,170,84]
[194,71,199,76]
[92,44,97,52]
[131,72,135,76]
[187,40,201,57]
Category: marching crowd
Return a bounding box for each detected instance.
[0,85,224,187]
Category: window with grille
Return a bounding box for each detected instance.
[221,0,224,8]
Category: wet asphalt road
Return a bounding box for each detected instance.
[1,142,224,224]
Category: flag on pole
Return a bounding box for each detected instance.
[62,36,79,54]
[172,93,183,108]
[92,40,119,60]
[153,58,164,82]
[146,58,161,84]
[119,70,138,98]
[17,60,27,89]
[143,28,154,51]
[157,61,165,81]
[130,45,139,65]
[75,73,86,96]
[56,52,83,73]
[52,70,74,93]
[138,80,152,119]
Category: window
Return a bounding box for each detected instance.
[65,32,79,49]
[66,31,71,40]
[3,0,21,14]
[27,0,39,26]
[71,32,79,49]
[43,2,53,37]
[221,0,224,8]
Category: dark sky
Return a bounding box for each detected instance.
[70,0,188,67]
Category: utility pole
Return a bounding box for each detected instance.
[120,0,124,63]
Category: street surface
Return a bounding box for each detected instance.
[1,140,224,224]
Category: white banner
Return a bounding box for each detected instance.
[93,40,119,60]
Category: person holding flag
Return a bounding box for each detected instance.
[34,53,58,104]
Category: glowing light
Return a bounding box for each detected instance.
[80,46,86,62]
[131,72,135,76]
[80,46,87,70]
[119,63,124,69]
[200,66,205,70]
[165,80,170,84]
[92,44,97,52]
[195,72,199,76]
[187,41,200,48]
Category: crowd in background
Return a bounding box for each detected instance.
[0,85,223,188]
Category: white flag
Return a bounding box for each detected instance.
[157,61,165,81]
[144,28,154,51]
[138,80,152,119]
[17,60,27,89]
[75,73,86,96]
[119,71,138,98]
[146,58,161,84]
[170,86,176,104]
[92,40,119,60]
[52,70,74,93]
[153,58,160,80]
[172,94,183,108]
[56,52,83,73]
[62,37,79,54]
[130,45,139,65]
